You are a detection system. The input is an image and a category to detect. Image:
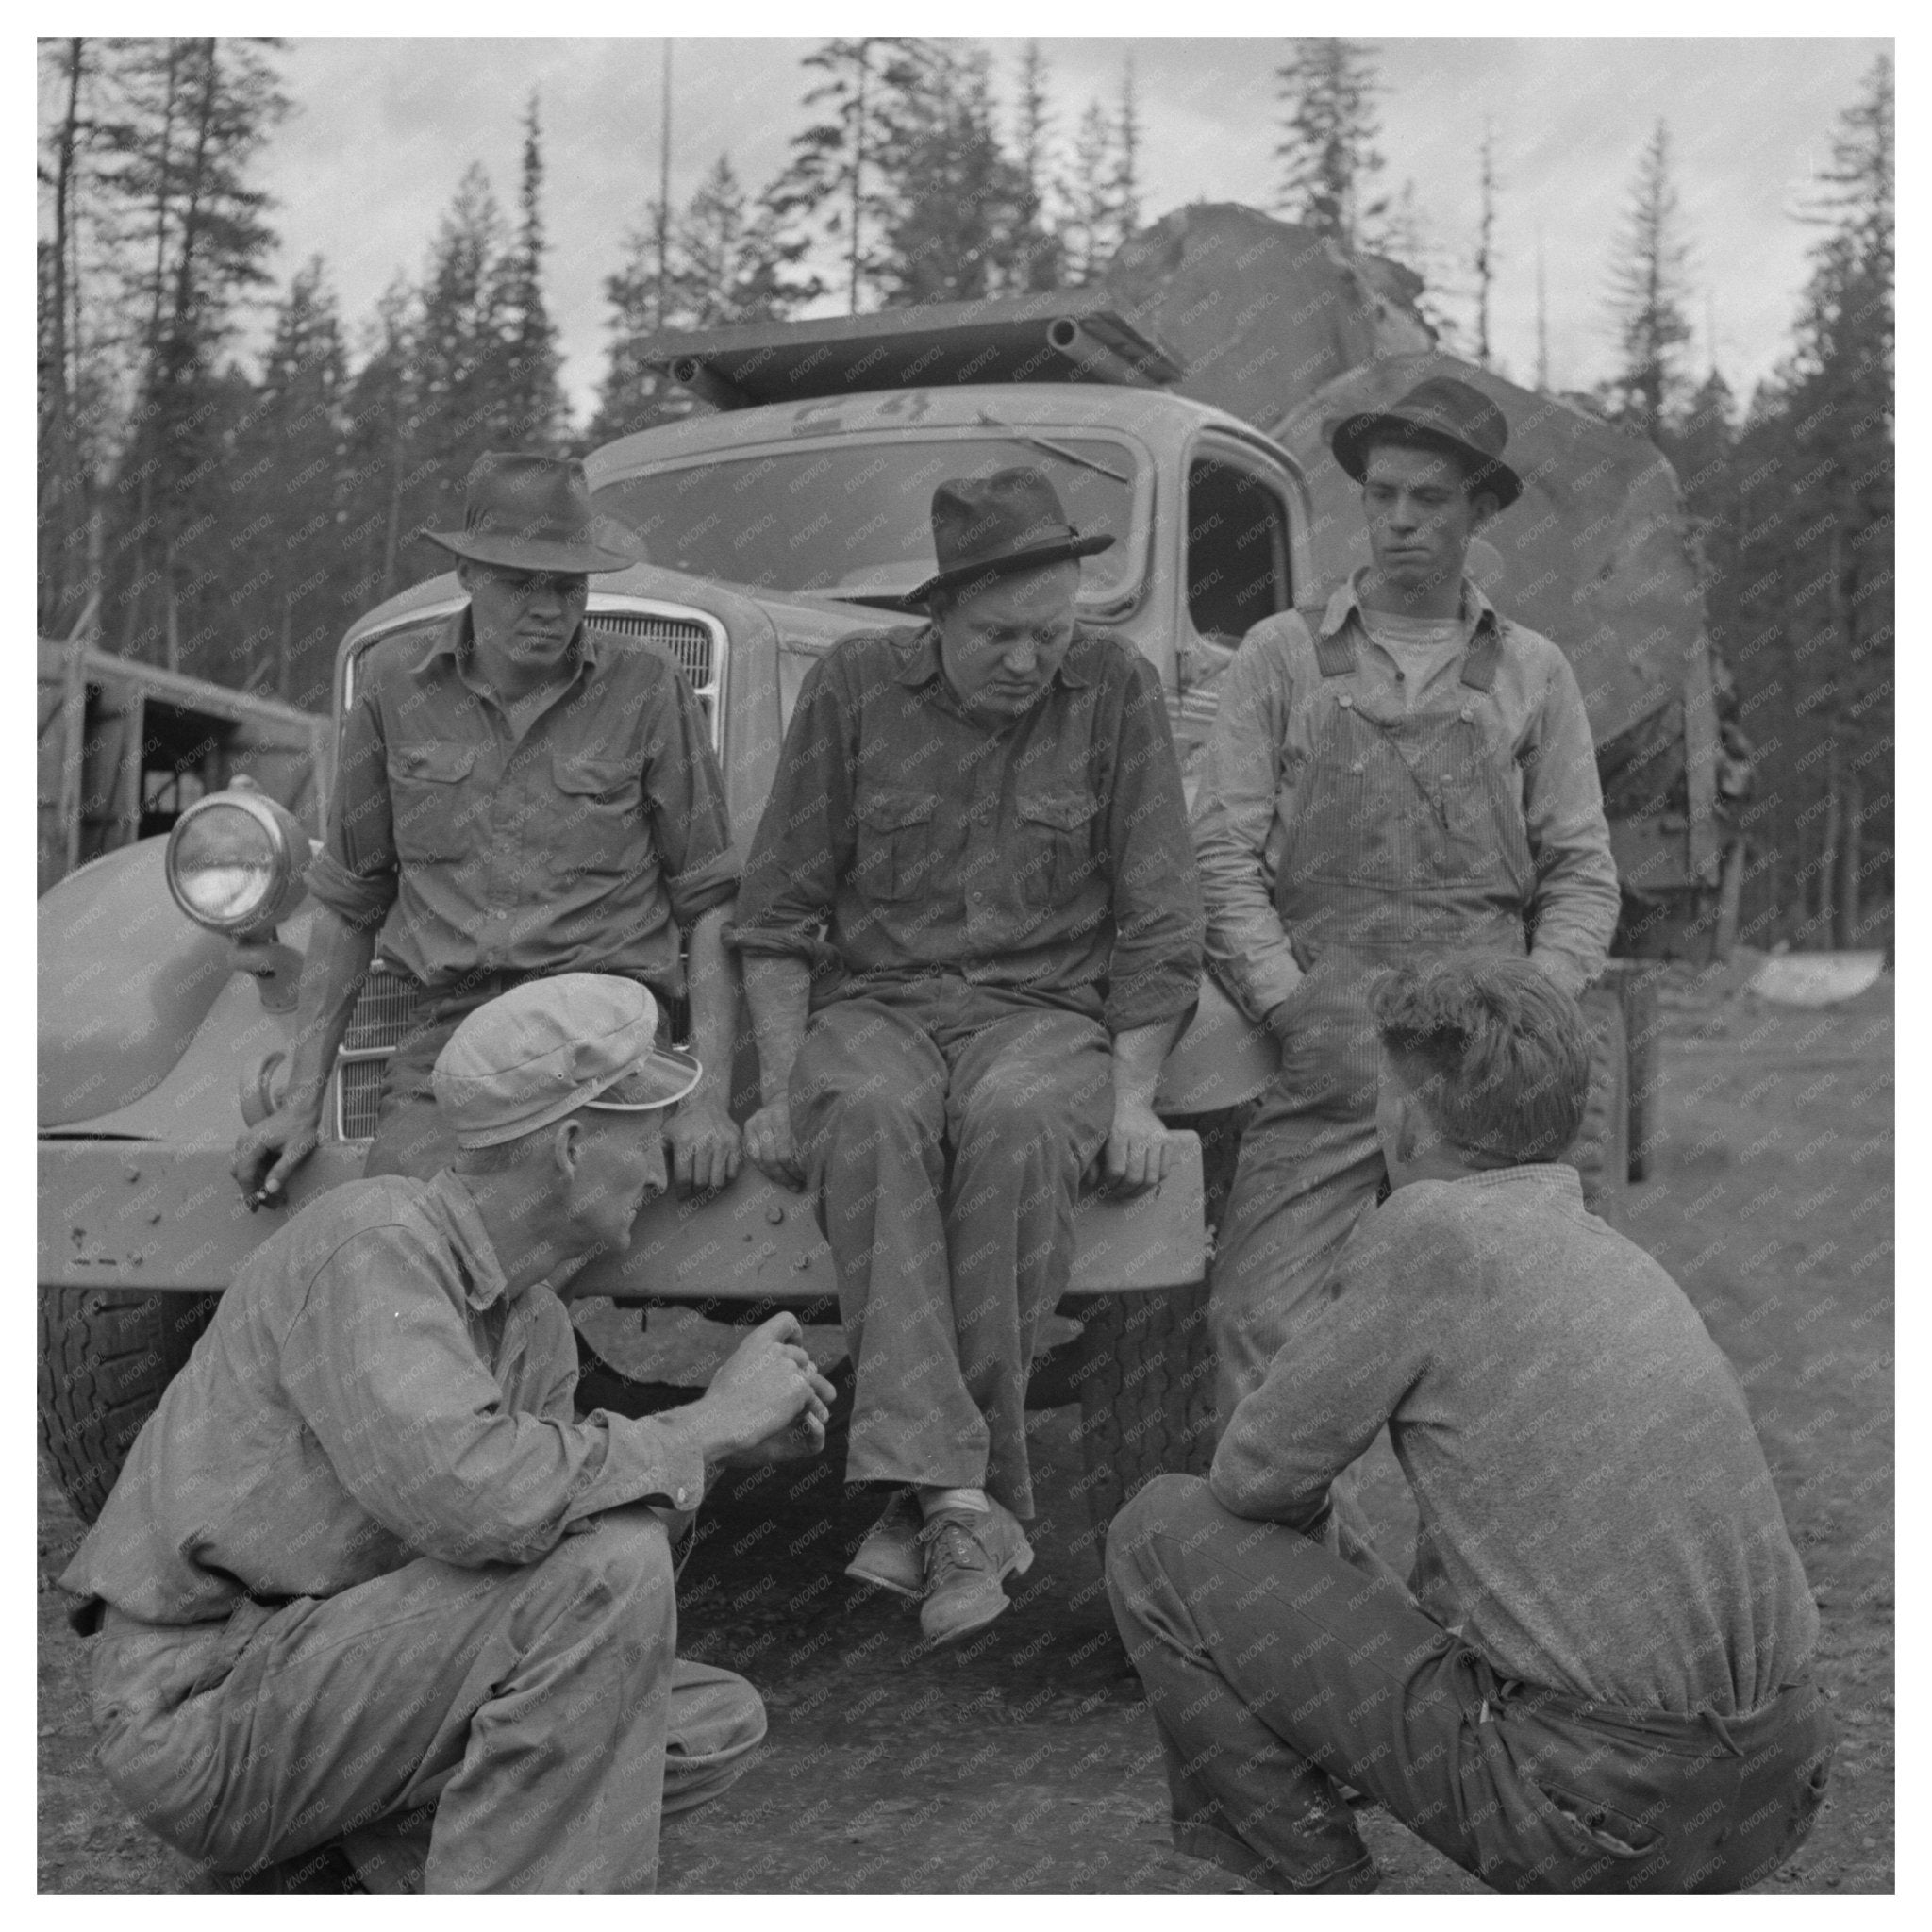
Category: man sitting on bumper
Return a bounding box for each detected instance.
[1107,956,1831,1894]
[62,974,836,1893]
[731,468,1204,1644]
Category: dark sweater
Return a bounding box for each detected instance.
[1210,1164,1819,1716]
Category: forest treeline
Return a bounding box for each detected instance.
[36,38,1891,946]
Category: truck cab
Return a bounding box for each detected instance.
[39,297,1295,1530]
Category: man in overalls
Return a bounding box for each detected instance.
[1191,376,1620,1424]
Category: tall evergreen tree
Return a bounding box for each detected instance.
[1114,58,1142,240]
[339,275,416,606]
[1008,40,1064,292]
[1063,97,1121,283]
[1273,38,1385,251]
[772,38,935,313]
[1473,119,1499,372]
[229,258,349,705]
[93,36,287,667]
[1604,119,1694,434]
[498,92,566,450]
[878,46,1033,306]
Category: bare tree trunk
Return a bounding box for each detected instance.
[1837,763,1862,947]
[1815,734,1840,941]
[1712,834,1746,962]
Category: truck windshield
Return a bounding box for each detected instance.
[593,436,1141,603]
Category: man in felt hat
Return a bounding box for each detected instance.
[66,974,838,1894]
[234,451,744,1205]
[1192,375,1620,1426]
[729,468,1205,1644]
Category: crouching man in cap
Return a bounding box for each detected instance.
[63,975,837,1893]
[1192,376,1620,1425]
[234,450,743,1205]
[731,469,1205,1643]
[1107,958,1831,1895]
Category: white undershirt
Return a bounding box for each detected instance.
[1360,608,1469,702]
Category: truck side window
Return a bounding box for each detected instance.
[1186,457,1291,645]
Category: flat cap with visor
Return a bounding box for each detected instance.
[432,974,701,1150]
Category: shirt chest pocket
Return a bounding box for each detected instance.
[386,741,478,862]
[1012,788,1102,908]
[551,754,647,875]
[854,788,938,903]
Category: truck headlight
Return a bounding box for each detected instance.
[166,788,309,937]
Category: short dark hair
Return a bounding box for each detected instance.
[1371,956,1591,1163]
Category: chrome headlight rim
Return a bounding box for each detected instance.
[165,789,306,937]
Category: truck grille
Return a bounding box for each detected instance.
[589,610,722,740]
[330,963,424,1141]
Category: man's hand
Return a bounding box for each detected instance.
[665,1087,742,1195]
[1096,1096,1180,1197]
[686,1312,835,1465]
[743,1097,805,1191]
[232,1098,323,1208]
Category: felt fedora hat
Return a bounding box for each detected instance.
[1325,375,1524,509]
[908,467,1114,606]
[421,452,648,574]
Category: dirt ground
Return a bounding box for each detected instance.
[37,967,1893,1894]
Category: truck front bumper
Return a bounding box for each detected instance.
[39,1133,1205,1301]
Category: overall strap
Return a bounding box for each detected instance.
[1460,617,1505,693]
[1298,600,1357,678]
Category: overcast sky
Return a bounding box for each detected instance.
[236,35,1889,419]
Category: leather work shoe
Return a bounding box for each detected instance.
[918,1500,1034,1645]
[844,1489,925,1599]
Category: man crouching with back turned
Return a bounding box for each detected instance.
[60,974,836,1893]
[1106,956,1831,1894]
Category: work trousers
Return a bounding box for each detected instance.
[1107,1474,1833,1895]
[90,1508,764,1894]
[791,978,1114,1520]
[1208,960,1389,1426]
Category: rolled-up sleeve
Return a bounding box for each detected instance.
[1102,655,1204,1032]
[642,662,741,928]
[1519,648,1621,997]
[728,654,852,963]
[1191,622,1305,1023]
[305,691,398,930]
[284,1225,707,1569]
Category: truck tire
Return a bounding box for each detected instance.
[1616,963,1663,1181]
[1064,1279,1216,1538]
[38,1285,216,1524]
[1572,984,1630,1223]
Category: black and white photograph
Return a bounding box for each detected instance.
[34,17,1895,1899]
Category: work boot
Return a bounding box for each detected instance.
[918,1499,1033,1644]
[844,1489,925,1598]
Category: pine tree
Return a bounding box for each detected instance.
[1114,58,1142,240]
[410,163,522,541]
[1273,38,1385,251]
[1008,40,1064,292]
[1473,119,1499,372]
[94,37,289,670]
[339,275,416,604]
[878,46,1033,306]
[1604,120,1694,434]
[229,258,349,704]
[1063,98,1120,284]
[497,92,566,450]
[772,38,935,313]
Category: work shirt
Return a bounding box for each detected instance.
[1191,575,1619,1020]
[61,1173,707,1629]
[731,625,1204,1035]
[307,613,739,997]
[1211,1165,1820,1717]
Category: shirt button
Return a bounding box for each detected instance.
[1393,669,1406,682]
[675,1487,690,1506]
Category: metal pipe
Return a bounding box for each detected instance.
[666,357,751,412]
[1045,317,1156,389]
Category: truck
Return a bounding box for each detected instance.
[41,208,1718,1536]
